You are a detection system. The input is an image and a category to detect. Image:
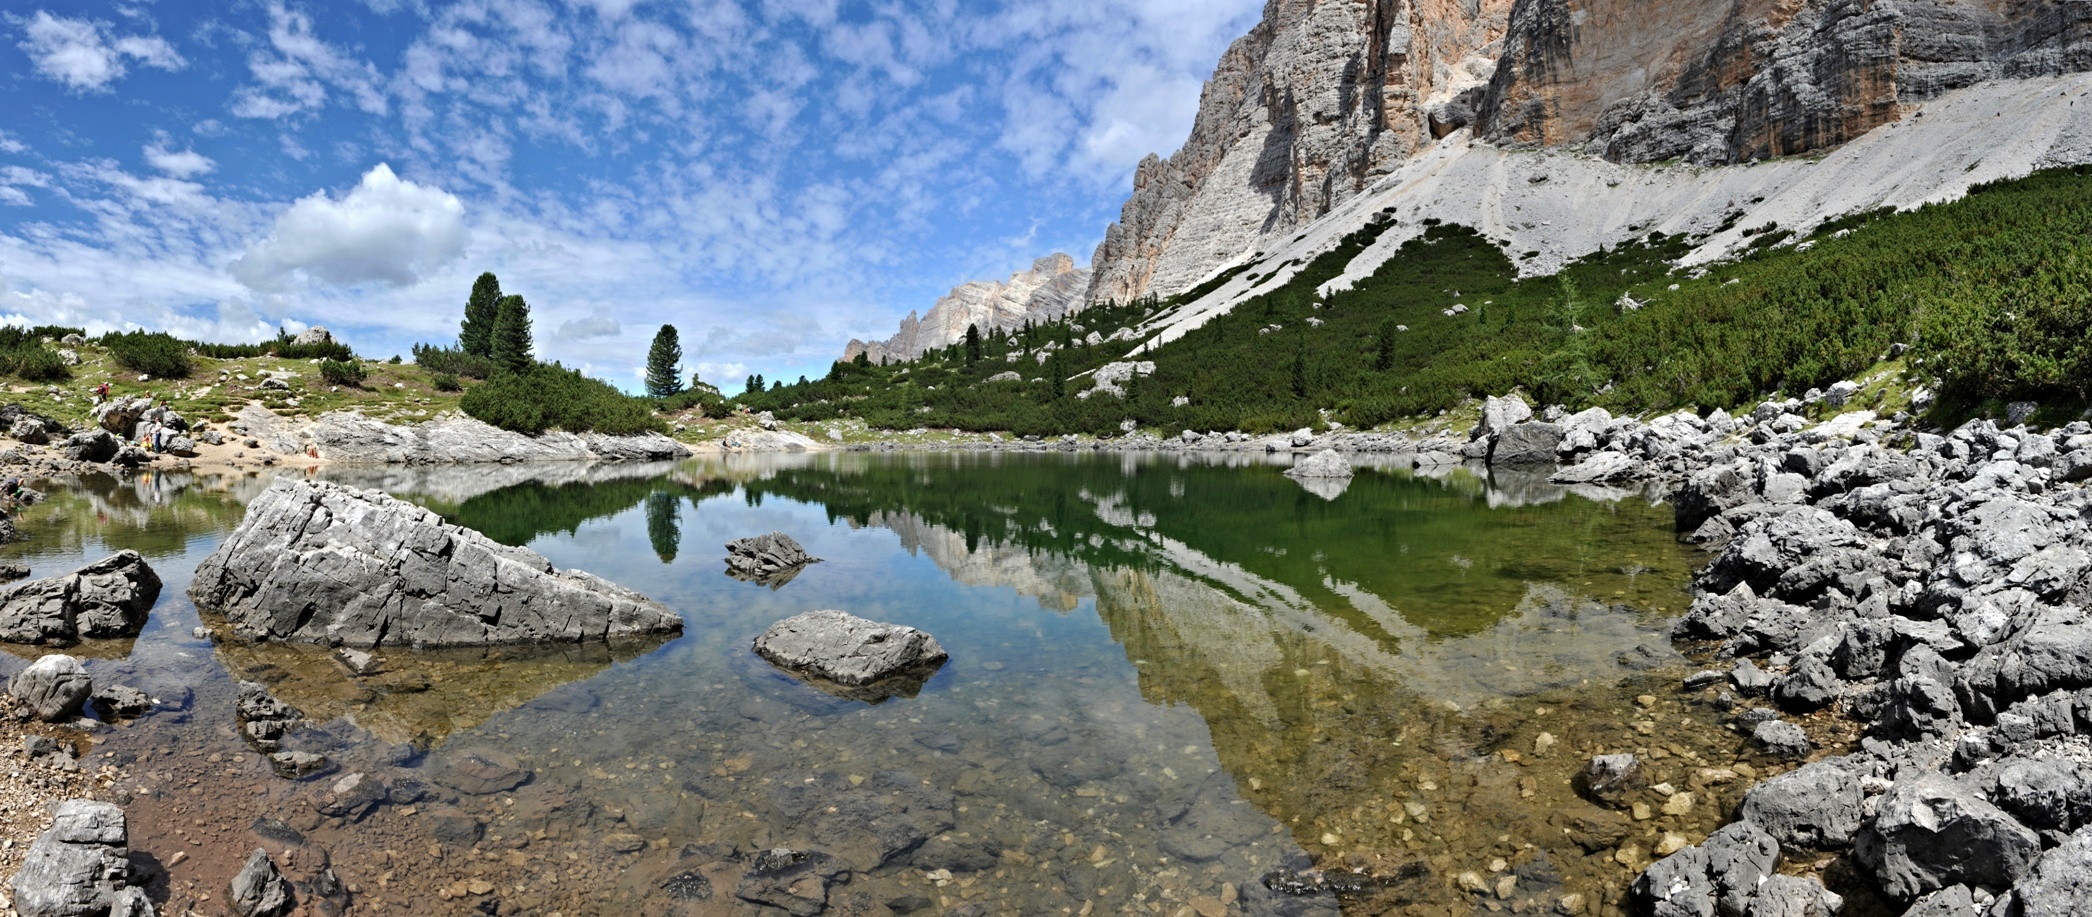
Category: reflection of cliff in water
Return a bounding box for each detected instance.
[209,633,673,747]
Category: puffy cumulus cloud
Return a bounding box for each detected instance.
[144,140,215,179]
[0,286,277,343]
[13,10,185,92]
[232,164,468,291]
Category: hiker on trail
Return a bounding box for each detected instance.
[94,382,110,404]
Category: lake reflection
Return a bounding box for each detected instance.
[0,453,1750,916]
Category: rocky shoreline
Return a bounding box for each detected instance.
[3,387,2090,915]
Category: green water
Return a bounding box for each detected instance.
[1,453,1756,917]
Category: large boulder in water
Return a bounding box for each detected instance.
[1284,450,1352,479]
[190,479,682,648]
[9,800,157,917]
[0,551,161,645]
[753,610,947,687]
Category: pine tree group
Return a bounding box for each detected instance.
[646,325,684,398]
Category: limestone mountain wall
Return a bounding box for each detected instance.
[1085,0,2092,305]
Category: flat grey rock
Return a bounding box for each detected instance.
[190,480,681,648]
[753,610,948,688]
[0,551,161,646]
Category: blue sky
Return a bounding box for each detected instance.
[0,0,1260,391]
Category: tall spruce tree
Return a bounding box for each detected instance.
[645,325,684,398]
[965,324,982,366]
[460,272,502,358]
[1374,317,1401,371]
[490,294,534,374]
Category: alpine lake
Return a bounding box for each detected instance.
[0,451,1794,917]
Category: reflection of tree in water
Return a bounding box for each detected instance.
[445,476,729,547]
[645,490,681,563]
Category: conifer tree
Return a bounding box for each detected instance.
[460,272,502,358]
[965,324,982,366]
[1374,317,1401,371]
[645,324,684,398]
[490,294,534,374]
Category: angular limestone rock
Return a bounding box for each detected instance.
[0,551,161,646]
[190,480,681,648]
[10,800,156,917]
[753,610,948,688]
[725,532,822,585]
[229,849,293,917]
[1284,449,1353,479]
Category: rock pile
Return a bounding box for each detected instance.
[191,480,682,648]
[1619,409,2092,915]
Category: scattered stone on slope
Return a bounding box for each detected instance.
[0,551,161,646]
[190,479,682,648]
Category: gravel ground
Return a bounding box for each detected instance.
[0,715,120,916]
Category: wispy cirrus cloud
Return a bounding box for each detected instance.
[1,0,1262,387]
[12,9,184,92]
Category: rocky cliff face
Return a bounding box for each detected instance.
[1481,0,2092,163]
[1086,0,1516,306]
[1088,0,2092,304]
[843,254,1091,364]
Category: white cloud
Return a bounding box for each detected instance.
[232,163,468,291]
[144,141,215,179]
[554,313,620,340]
[0,132,25,155]
[14,10,185,92]
[231,3,389,120]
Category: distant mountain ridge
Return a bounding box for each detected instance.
[843,254,1090,365]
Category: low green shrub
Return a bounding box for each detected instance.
[460,363,664,436]
[99,331,193,379]
[12,347,71,382]
[432,372,462,392]
[319,359,367,387]
[412,343,495,380]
